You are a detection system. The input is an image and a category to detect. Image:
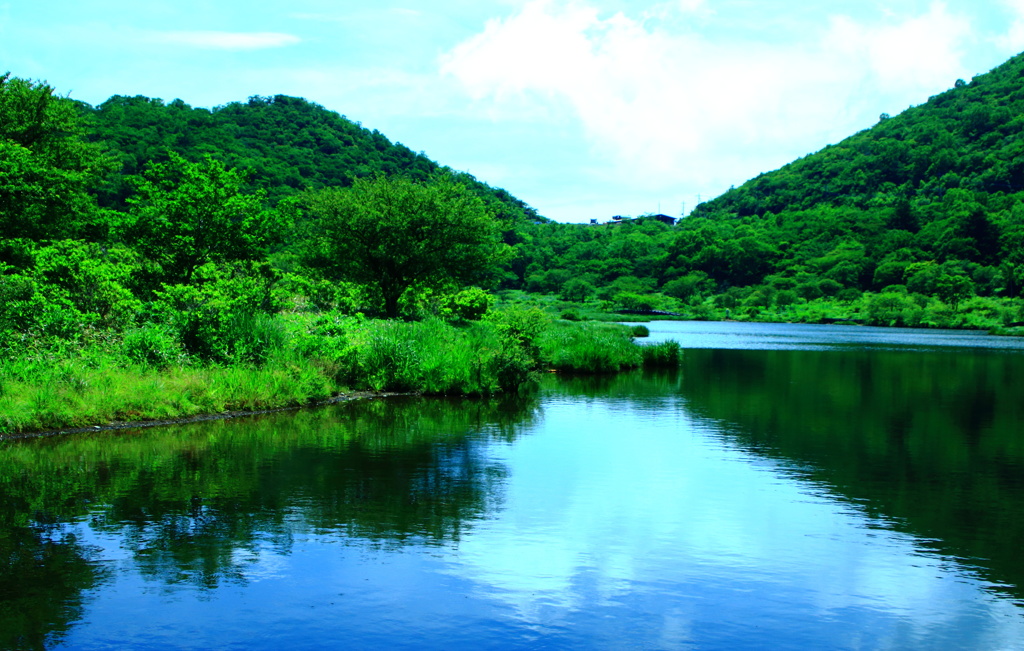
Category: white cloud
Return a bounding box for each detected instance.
[826,3,972,92]
[440,0,978,211]
[995,0,1024,53]
[152,30,300,50]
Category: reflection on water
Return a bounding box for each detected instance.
[0,396,537,648]
[678,345,1024,600]
[2,324,1024,649]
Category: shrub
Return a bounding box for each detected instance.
[775,290,798,307]
[448,287,491,321]
[486,305,551,362]
[866,292,922,327]
[121,324,184,368]
[690,303,714,320]
[617,293,661,311]
[631,324,650,337]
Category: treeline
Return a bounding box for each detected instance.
[500,52,1024,329]
[501,199,1023,329]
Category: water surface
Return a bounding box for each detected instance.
[2,322,1023,649]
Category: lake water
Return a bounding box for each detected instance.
[2,322,1024,649]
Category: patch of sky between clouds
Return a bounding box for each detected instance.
[151,31,301,50]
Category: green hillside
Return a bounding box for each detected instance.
[82,93,539,223]
[700,52,1024,218]
[501,52,1024,329]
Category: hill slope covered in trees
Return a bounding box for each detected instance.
[503,51,1024,329]
[82,92,539,224]
[700,52,1024,218]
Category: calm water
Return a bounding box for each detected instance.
[2,322,1024,650]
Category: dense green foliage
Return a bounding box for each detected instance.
[122,152,287,284]
[82,92,539,223]
[0,74,114,246]
[303,175,511,317]
[0,73,579,433]
[0,74,543,340]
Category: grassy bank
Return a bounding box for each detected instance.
[0,309,679,437]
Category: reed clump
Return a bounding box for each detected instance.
[537,321,643,373]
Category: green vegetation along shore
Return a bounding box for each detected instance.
[7,46,1024,433]
[0,305,680,437]
[0,72,678,437]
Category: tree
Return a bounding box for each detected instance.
[662,272,709,303]
[121,153,283,284]
[559,277,596,302]
[935,273,973,310]
[306,175,511,318]
[0,73,114,244]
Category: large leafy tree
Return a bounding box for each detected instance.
[306,175,510,318]
[121,153,284,284]
[0,73,113,244]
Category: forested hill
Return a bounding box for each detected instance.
[502,50,1024,330]
[82,93,539,222]
[698,51,1024,219]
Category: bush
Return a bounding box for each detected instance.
[152,262,287,364]
[866,292,923,327]
[775,290,798,307]
[631,324,650,337]
[448,286,491,321]
[617,292,661,311]
[486,305,551,362]
[662,272,708,302]
[121,324,184,368]
[690,303,714,320]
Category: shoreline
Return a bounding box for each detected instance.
[0,391,401,442]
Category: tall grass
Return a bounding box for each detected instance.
[354,319,532,395]
[0,312,677,436]
[537,322,643,373]
[640,340,682,367]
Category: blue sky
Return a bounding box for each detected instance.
[3,1,1024,222]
